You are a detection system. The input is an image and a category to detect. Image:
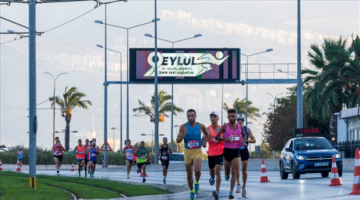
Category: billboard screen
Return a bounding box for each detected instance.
[130,48,241,83]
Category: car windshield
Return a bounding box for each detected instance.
[294,138,333,150]
[169,154,184,161]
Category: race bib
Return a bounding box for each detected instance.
[91,153,97,157]
[78,151,84,155]
[140,155,146,159]
[231,136,240,142]
[161,156,168,160]
[187,140,199,149]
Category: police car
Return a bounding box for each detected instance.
[279,129,342,179]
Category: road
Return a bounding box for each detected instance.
[21,169,359,200]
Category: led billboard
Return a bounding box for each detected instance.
[130,48,241,83]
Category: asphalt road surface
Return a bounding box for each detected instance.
[22,169,359,200]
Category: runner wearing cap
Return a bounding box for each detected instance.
[236,114,256,197]
[177,109,210,200]
[159,137,172,184]
[205,111,224,200]
[215,109,246,199]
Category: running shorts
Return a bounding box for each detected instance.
[137,162,146,169]
[240,148,250,161]
[77,158,85,162]
[54,155,63,162]
[208,154,224,169]
[184,148,202,165]
[223,148,240,162]
[161,159,170,169]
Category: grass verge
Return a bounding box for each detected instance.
[0,171,171,200]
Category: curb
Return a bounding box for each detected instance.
[84,182,189,200]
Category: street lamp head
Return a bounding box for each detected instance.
[160,134,165,136]
[141,134,146,136]
[144,33,153,38]
[96,44,103,48]
[72,131,78,133]
[7,30,15,34]
[151,18,161,22]
[194,34,202,38]
[277,69,283,72]
[94,20,103,24]
[111,127,116,130]
[266,48,273,52]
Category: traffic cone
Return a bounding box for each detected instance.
[0,159,3,171]
[329,157,342,186]
[140,172,148,177]
[16,159,21,172]
[350,148,360,195]
[260,159,270,182]
[71,163,75,172]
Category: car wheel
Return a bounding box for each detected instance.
[292,163,300,179]
[280,162,288,179]
[338,170,342,177]
[321,172,329,178]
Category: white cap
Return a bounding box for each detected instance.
[237,114,245,119]
[210,111,219,117]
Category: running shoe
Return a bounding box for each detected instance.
[242,188,247,197]
[194,183,200,195]
[78,173,81,177]
[89,169,93,175]
[209,177,215,185]
[127,175,130,179]
[142,178,146,183]
[189,192,195,200]
[85,173,87,178]
[57,170,59,174]
[236,184,241,193]
[228,191,234,199]
[163,177,166,184]
[212,191,219,200]
[225,175,229,181]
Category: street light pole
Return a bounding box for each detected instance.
[264,93,284,110]
[241,49,273,127]
[44,72,68,145]
[104,3,108,168]
[96,44,123,151]
[144,33,202,151]
[297,0,303,129]
[111,127,116,150]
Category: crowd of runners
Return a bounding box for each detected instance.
[50,108,255,199]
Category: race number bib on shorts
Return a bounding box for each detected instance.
[187,140,199,148]
[161,156,168,160]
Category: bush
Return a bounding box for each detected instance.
[0,146,156,165]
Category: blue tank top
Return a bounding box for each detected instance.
[89,147,97,162]
[184,122,202,149]
[244,126,249,146]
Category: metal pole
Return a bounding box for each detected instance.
[126,29,129,141]
[221,84,223,125]
[171,83,174,150]
[29,0,37,189]
[154,0,159,164]
[53,78,56,145]
[120,52,123,151]
[245,56,249,127]
[297,0,303,128]
[103,4,108,168]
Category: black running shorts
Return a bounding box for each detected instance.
[240,148,250,161]
[208,154,224,169]
[54,155,63,162]
[223,148,240,162]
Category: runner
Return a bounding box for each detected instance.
[91,138,100,173]
[235,114,256,197]
[88,140,99,178]
[159,137,172,184]
[176,109,209,200]
[134,141,149,183]
[206,111,224,200]
[74,139,86,177]
[53,137,65,174]
[16,148,24,168]
[122,139,133,179]
[215,109,246,199]
[84,139,90,177]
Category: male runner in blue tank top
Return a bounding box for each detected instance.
[177,109,210,200]
[236,114,256,197]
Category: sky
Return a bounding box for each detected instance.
[0,0,359,152]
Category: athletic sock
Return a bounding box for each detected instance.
[194,181,199,184]
[190,190,194,193]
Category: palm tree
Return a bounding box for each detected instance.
[223,97,260,121]
[132,90,183,122]
[50,86,92,150]
[302,37,353,136]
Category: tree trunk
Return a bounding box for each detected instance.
[329,110,337,137]
[65,118,71,151]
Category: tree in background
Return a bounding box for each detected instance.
[50,86,92,151]
[223,97,260,121]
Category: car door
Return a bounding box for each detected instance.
[286,140,294,170]
[281,139,292,172]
